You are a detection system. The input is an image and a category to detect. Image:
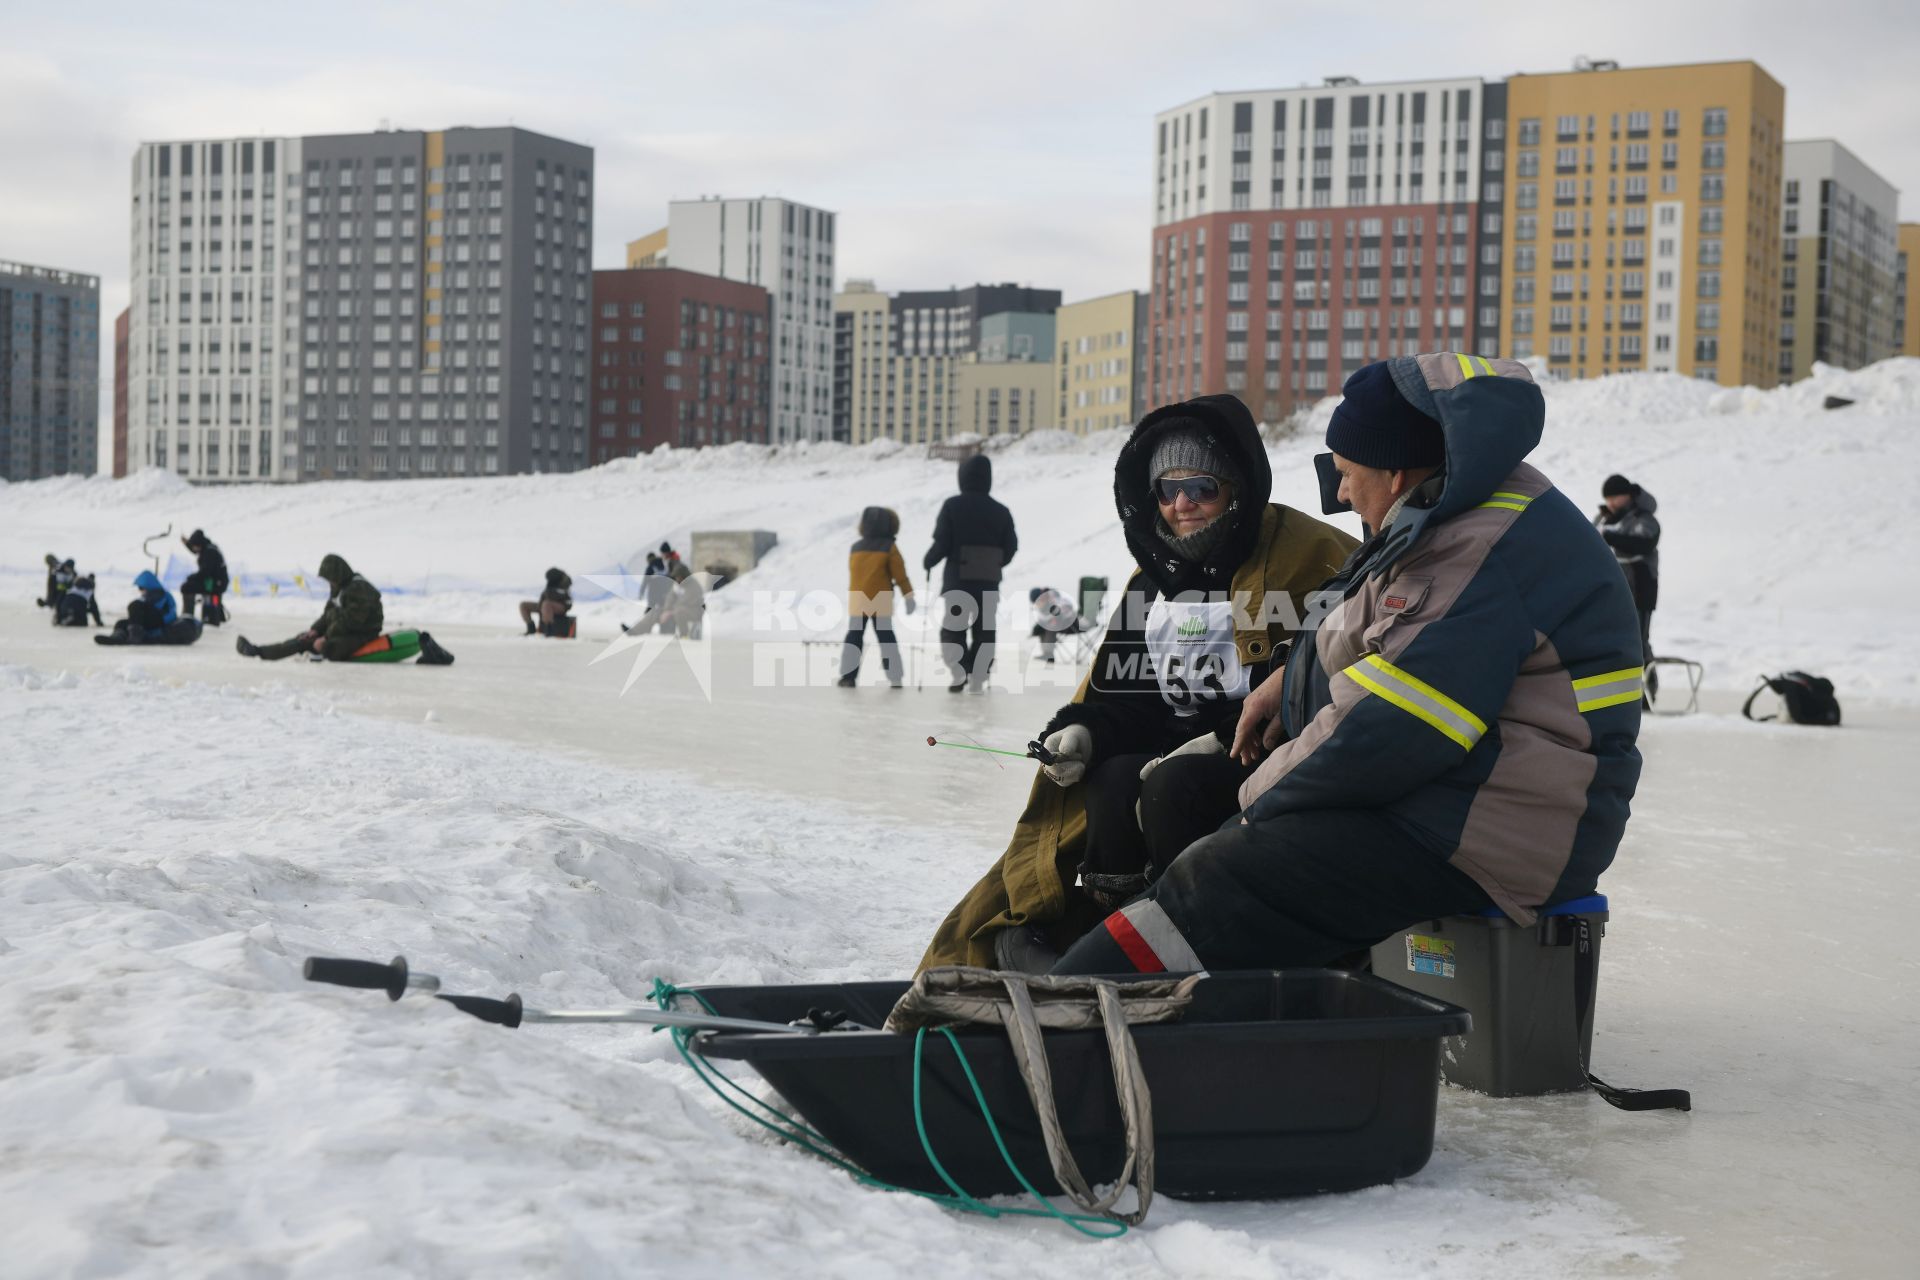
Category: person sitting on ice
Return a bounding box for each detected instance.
[235,554,383,662]
[918,395,1357,974]
[1028,585,1095,665]
[519,567,575,636]
[99,570,180,645]
[178,529,231,626]
[38,555,74,610]
[1045,355,1648,977]
[53,572,103,627]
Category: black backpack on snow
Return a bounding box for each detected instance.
[1742,672,1841,726]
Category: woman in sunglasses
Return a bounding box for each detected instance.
[919,394,1358,974]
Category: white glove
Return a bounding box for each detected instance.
[902,594,917,615]
[1041,724,1093,787]
[1138,731,1226,783]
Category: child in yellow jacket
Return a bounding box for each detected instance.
[840,506,915,687]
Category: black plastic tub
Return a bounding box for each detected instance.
[690,970,1470,1201]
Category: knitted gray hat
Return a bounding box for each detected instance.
[1147,420,1240,488]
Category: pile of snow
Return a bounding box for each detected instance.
[6,358,1919,701]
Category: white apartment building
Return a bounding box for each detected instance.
[127,136,304,482]
[665,197,836,443]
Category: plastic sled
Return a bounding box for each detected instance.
[95,618,204,647]
[345,630,455,665]
[690,970,1469,1201]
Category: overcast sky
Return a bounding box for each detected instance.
[3,0,1916,444]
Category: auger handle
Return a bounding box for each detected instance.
[303,955,414,1001]
[436,993,525,1028]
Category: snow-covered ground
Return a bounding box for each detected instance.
[5,360,1920,1277]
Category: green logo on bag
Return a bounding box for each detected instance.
[1176,616,1207,640]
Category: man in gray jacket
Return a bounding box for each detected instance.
[1596,474,1660,694]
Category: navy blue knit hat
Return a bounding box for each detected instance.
[1325,362,1444,471]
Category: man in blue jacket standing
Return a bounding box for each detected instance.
[1051,354,1646,974]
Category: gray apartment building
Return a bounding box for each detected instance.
[126,125,592,482]
[890,283,1062,357]
[1,260,100,480]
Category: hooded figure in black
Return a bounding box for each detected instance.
[1595,475,1660,696]
[180,529,230,624]
[520,567,574,636]
[924,454,1018,691]
[1034,396,1357,913]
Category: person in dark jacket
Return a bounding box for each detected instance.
[520,567,574,636]
[39,554,71,610]
[1049,355,1646,977]
[840,506,915,687]
[179,529,231,625]
[98,570,180,644]
[54,572,104,627]
[235,554,384,661]
[1595,475,1660,696]
[924,454,1018,692]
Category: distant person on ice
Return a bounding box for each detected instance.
[38,554,73,610]
[1028,585,1095,664]
[924,454,1017,692]
[520,567,574,636]
[918,395,1356,973]
[1042,355,1648,977]
[179,529,230,625]
[53,572,103,627]
[839,506,915,688]
[1595,474,1660,698]
[235,554,383,661]
[97,570,182,645]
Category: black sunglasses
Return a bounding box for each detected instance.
[1155,474,1223,505]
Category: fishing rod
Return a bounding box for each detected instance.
[927,736,1057,765]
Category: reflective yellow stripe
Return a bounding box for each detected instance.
[1477,490,1534,513]
[1475,355,1496,376]
[1454,352,1478,381]
[1573,666,1645,712]
[1343,654,1488,750]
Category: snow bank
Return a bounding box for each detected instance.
[6,359,1920,700]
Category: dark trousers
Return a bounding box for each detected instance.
[1082,750,1252,887]
[839,613,902,683]
[1638,605,1658,698]
[939,583,997,684]
[181,577,225,620]
[1051,808,1494,974]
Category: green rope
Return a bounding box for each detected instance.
[648,978,1126,1239]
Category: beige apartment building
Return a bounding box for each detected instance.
[1056,291,1147,433]
[1499,61,1786,386]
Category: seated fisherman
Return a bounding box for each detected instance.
[917,395,1357,973]
[235,554,383,661]
[1048,355,1647,975]
[179,529,231,625]
[520,567,574,636]
[54,572,103,627]
[101,570,179,644]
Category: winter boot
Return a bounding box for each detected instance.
[836,673,858,688]
[524,619,538,636]
[235,636,260,658]
[416,632,456,666]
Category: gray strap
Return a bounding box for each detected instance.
[999,977,1154,1225]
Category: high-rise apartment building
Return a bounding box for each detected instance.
[0,260,100,480]
[1778,141,1900,380]
[126,126,592,483]
[113,307,129,477]
[1898,224,1920,357]
[589,267,771,461]
[1150,78,1504,421]
[832,280,1059,443]
[1056,291,1147,433]
[1499,61,1786,385]
[633,198,837,443]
